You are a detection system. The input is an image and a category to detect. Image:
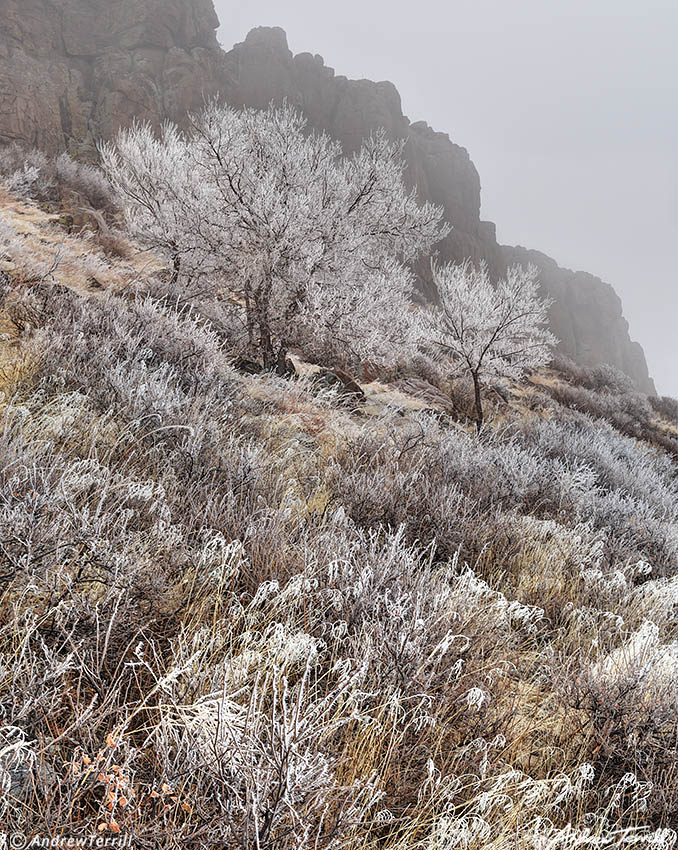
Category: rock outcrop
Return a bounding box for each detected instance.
[502,246,653,389]
[0,4,655,391]
[0,0,224,155]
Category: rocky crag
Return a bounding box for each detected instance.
[0,1,655,391]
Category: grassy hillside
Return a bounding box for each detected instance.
[0,190,676,847]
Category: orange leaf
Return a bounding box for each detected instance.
[97,823,107,833]
[119,796,128,807]
[161,783,172,794]
[83,755,91,766]
[97,773,108,783]
[106,732,117,749]
[181,802,192,813]
[149,790,160,799]
[109,820,121,834]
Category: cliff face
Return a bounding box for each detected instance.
[0,4,655,392]
[0,0,224,155]
[502,247,653,390]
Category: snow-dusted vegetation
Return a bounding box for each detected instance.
[100,103,446,371]
[0,122,676,847]
[422,260,556,428]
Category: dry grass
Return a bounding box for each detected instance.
[0,193,158,295]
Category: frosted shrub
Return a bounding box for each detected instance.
[0,146,51,197]
[102,102,448,370]
[0,144,114,209]
[520,414,677,518]
[173,662,383,849]
[589,621,678,710]
[649,394,678,422]
[518,414,678,570]
[422,260,555,428]
[545,380,678,455]
[27,283,238,430]
[434,426,597,513]
[332,412,626,564]
[145,620,383,848]
[4,163,42,197]
[0,724,35,819]
[54,151,113,210]
[558,621,678,815]
[236,523,542,755]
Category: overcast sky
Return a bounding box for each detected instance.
[215,0,677,397]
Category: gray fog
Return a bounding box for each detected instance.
[216,0,677,397]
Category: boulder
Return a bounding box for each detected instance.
[312,369,365,404]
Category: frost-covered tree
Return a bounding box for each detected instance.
[423,260,556,429]
[101,103,448,370]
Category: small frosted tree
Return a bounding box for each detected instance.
[101,103,448,371]
[423,260,556,429]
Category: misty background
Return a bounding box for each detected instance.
[216,0,677,397]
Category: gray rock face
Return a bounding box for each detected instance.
[0,5,655,392]
[0,0,224,155]
[502,247,655,392]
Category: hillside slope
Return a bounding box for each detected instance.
[0,0,655,392]
[0,192,676,844]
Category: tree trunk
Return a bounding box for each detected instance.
[274,344,291,376]
[170,244,181,284]
[244,291,256,349]
[256,273,276,370]
[472,370,483,432]
[260,325,276,370]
